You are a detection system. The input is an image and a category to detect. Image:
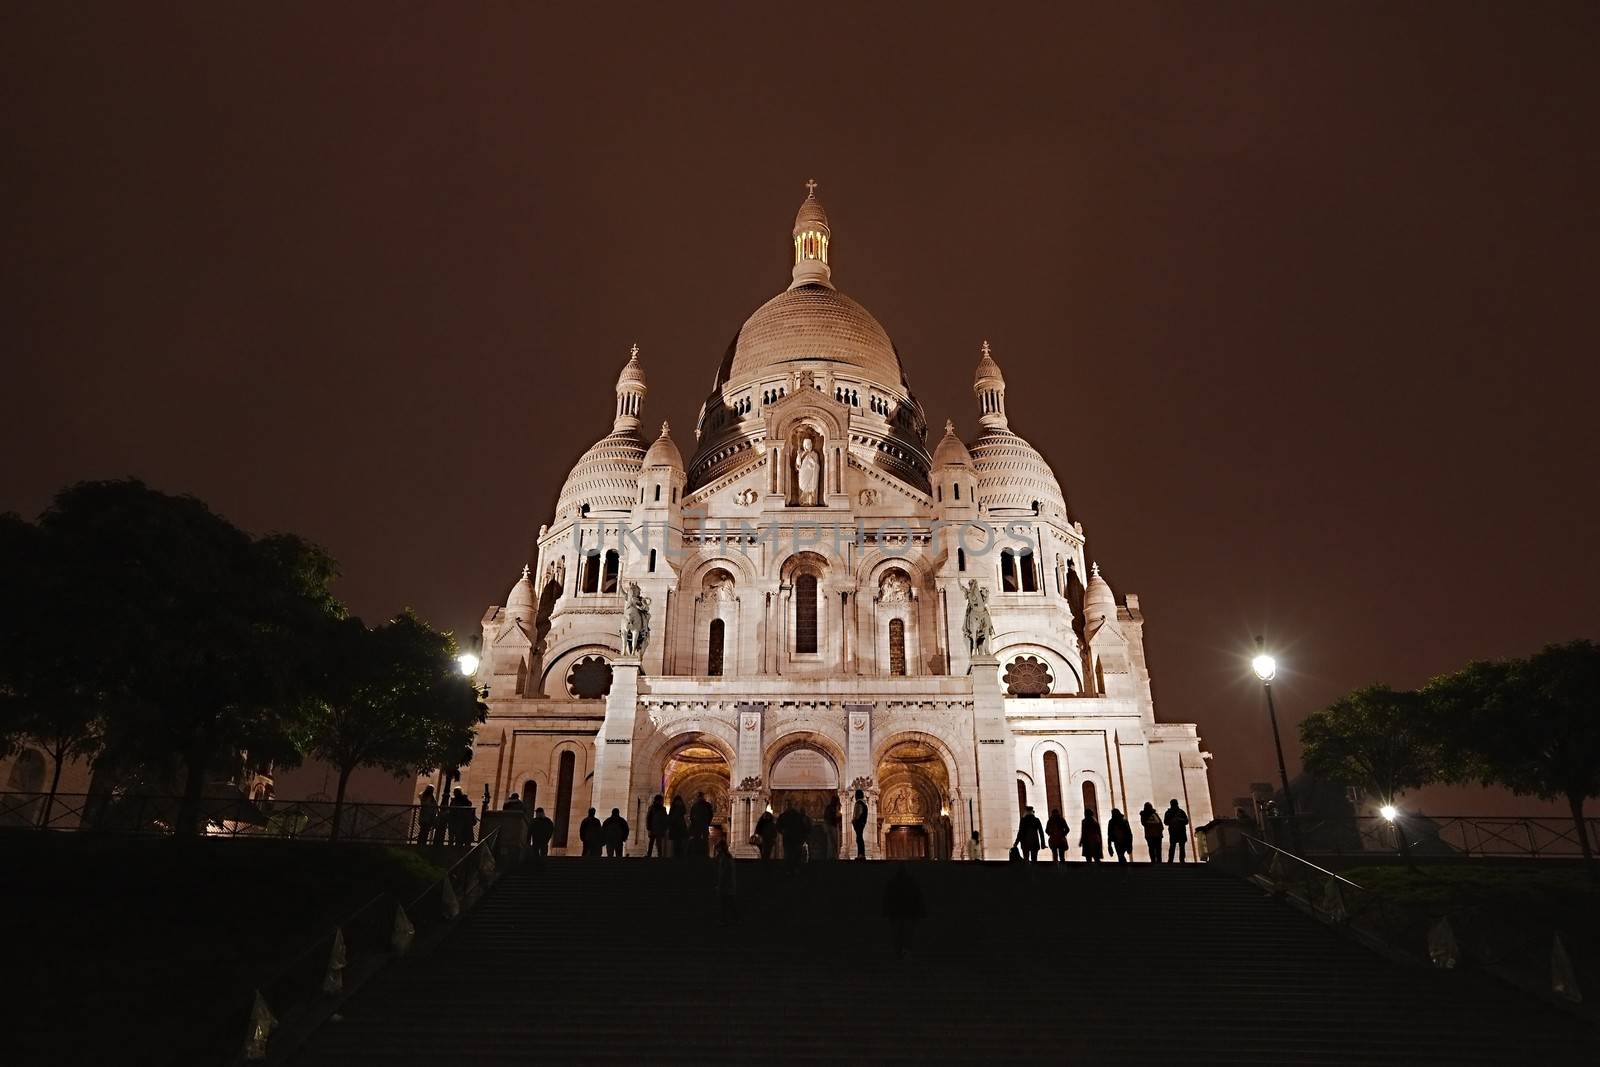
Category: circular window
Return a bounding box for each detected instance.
[566,655,613,699]
[1004,655,1053,698]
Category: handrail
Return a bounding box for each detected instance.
[1256,813,1599,860]
[1240,833,1367,890]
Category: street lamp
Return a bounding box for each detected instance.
[1379,804,1398,822]
[1253,636,1302,854]
[457,652,480,677]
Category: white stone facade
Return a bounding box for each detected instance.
[453,186,1214,859]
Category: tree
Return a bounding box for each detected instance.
[34,480,341,835]
[297,612,485,839]
[1426,642,1600,878]
[1299,684,1448,868]
[0,514,106,825]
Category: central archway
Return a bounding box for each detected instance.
[875,738,953,860]
[764,733,844,861]
[660,735,732,857]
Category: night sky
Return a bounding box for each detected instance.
[4,5,1596,813]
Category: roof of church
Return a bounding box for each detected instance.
[724,283,905,390]
[970,424,1068,517]
[555,427,648,517]
[931,420,974,468]
[793,190,829,233]
[642,421,684,470]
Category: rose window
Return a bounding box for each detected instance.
[1004,655,1052,698]
[567,655,614,699]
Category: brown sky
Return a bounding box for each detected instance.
[3,4,1597,815]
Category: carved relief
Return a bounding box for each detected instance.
[733,487,759,506]
[858,488,879,506]
[879,570,911,604]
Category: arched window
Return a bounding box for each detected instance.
[888,618,906,676]
[581,550,601,593]
[1082,780,1099,819]
[707,619,725,677]
[672,487,678,502]
[1000,550,1018,592]
[957,547,966,572]
[601,550,620,594]
[953,482,961,501]
[648,549,657,573]
[1019,549,1038,593]
[936,486,942,502]
[1094,657,1105,695]
[553,751,575,848]
[1016,779,1028,813]
[654,484,661,502]
[1044,752,1063,818]
[794,573,819,654]
[522,779,537,810]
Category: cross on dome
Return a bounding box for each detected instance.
[805,178,818,197]
[981,340,991,357]
[630,343,640,358]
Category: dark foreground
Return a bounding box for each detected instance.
[293,858,1594,1065]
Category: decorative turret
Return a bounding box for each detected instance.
[973,340,1007,428]
[1082,561,1116,628]
[614,344,647,431]
[790,179,832,289]
[505,564,537,623]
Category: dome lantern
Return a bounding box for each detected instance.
[614,344,647,431]
[790,179,833,289]
[973,340,1007,428]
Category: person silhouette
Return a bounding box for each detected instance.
[602,806,629,857]
[881,864,926,960]
[417,785,438,847]
[689,791,713,859]
[1107,808,1134,863]
[667,793,688,860]
[645,794,668,858]
[1079,808,1103,862]
[1013,805,1045,862]
[851,789,869,860]
[502,792,524,812]
[754,807,778,861]
[1140,802,1163,863]
[578,807,603,857]
[1164,799,1190,863]
[1045,808,1070,863]
[777,800,811,872]
[529,806,554,858]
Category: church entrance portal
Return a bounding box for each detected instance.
[663,739,730,856]
[876,739,953,860]
[768,745,839,861]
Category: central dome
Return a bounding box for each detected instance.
[724,283,905,390]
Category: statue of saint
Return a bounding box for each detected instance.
[961,579,994,654]
[794,436,821,505]
[622,581,651,656]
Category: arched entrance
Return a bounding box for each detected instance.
[661,737,731,856]
[768,744,840,860]
[875,739,952,860]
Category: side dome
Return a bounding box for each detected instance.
[970,425,1068,516]
[1083,562,1117,625]
[642,421,684,470]
[505,565,536,622]
[723,284,906,391]
[555,427,647,516]
[931,420,973,468]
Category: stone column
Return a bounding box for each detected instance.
[970,653,1018,859]
[591,657,640,823]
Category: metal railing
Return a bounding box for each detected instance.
[1259,813,1599,860]
[1238,834,1418,952]
[0,791,485,846]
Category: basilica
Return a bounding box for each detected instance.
[457,185,1214,859]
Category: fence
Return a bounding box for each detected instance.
[0,790,474,845]
[1260,813,1599,861]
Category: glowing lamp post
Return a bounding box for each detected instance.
[457,652,480,677]
[1253,636,1302,854]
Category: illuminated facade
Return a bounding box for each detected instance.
[453,185,1214,858]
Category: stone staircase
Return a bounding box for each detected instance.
[292,858,1592,1064]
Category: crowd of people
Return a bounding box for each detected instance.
[1014,798,1190,864]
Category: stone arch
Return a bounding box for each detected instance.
[677,549,760,588]
[634,716,741,787]
[869,725,967,791]
[763,727,848,782]
[875,733,958,860]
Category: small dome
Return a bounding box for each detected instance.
[970,425,1068,516]
[794,191,830,233]
[931,420,973,468]
[505,565,536,621]
[643,421,684,470]
[617,346,646,390]
[725,284,905,390]
[974,341,1004,389]
[555,427,647,517]
[1083,562,1116,624]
